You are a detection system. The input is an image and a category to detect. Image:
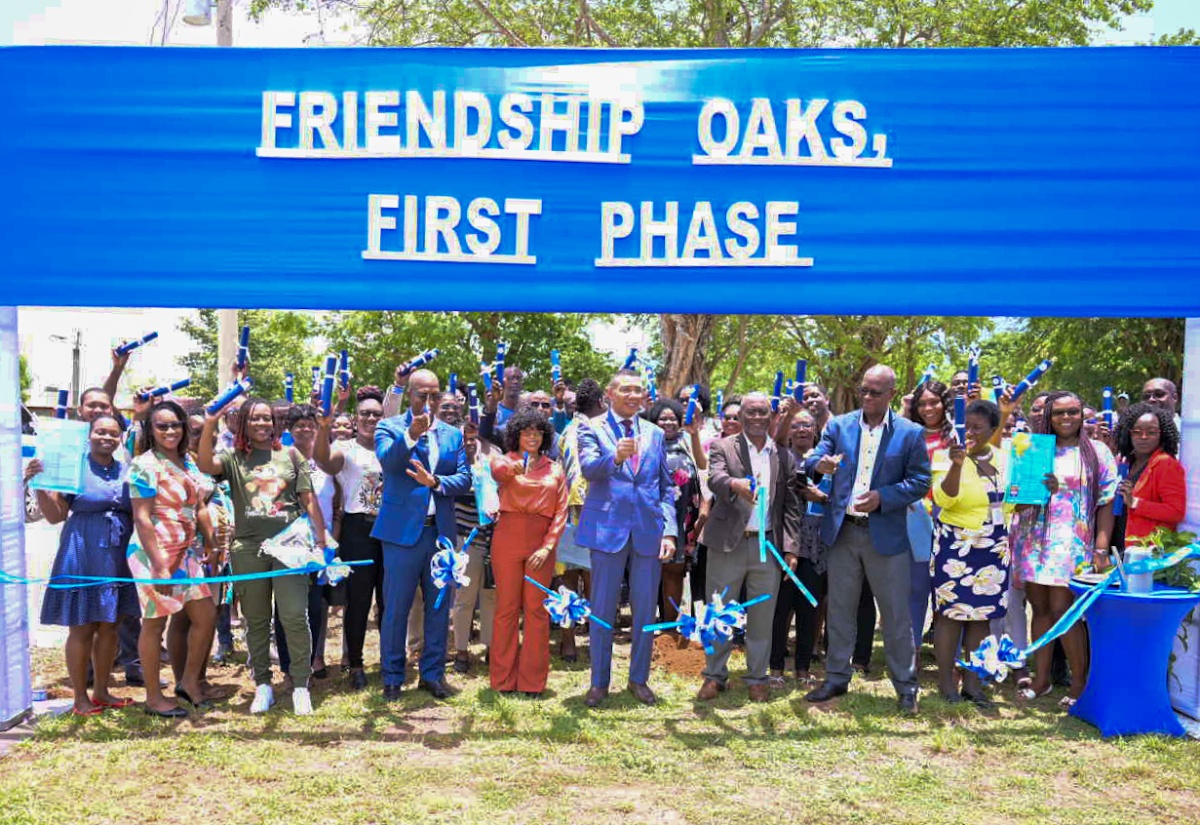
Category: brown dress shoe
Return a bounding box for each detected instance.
[696,678,725,701]
[627,681,657,705]
[748,683,770,703]
[584,686,609,708]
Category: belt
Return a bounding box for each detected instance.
[844,514,869,528]
[743,529,773,540]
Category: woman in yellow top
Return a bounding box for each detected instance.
[931,399,1010,708]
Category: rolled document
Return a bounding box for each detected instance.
[954,395,967,445]
[114,331,158,357]
[467,383,480,425]
[794,359,807,401]
[236,326,250,371]
[137,378,191,401]
[1102,386,1114,430]
[206,378,254,416]
[339,349,350,390]
[54,389,69,419]
[772,371,783,412]
[967,347,980,390]
[494,342,506,385]
[550,349,561,385]
[320,356,337,417]
[284,373,294,403]
[1010,358,1054,403]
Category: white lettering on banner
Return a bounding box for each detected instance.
[596,201,813,268]
[694,97,892,168]
[259,90,644,164]
[363,194,542,265]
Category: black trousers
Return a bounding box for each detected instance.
[689,544,709,604]
[339,512,385,669]
[770,558,826,672]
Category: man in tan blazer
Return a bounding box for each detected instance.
[698,392,801,702]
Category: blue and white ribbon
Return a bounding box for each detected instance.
[755,483,818,606]
[431,536,470,610]
[958,633,1025,683]
[236,325,251,371]
[114,331,158,357]
[1010,357,1054,403]
[644,590,771,654]
[524,576,612,629]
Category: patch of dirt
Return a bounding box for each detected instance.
[651,633,708,678]
[561,785,691,824]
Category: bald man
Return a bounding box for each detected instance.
[803,365,931,713]
[1142,378,1182,433]
[372,368,472,701]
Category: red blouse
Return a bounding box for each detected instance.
[1126,450,1188,543]
[489,452,569,550]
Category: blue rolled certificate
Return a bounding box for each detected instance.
[623,347,638,370]
[772,371,783,412]
[954,395,967,445]
[991,375,1005,403]
[54,389,70,419]
[206,378,253,416]
[1112,462,1129,517]
[320,355,337,416]
[1010,358,1054,403]
[716,389,724,420]
[794,359,807,401]
[921,364,935,385]
[1102,386,1114,430]
[310,366,320,394]
[137,378,191,401]
[550,349,561,384]
[480,360,493,394]
[647,379,657,401]
[684,390,699,426]
[114,331,158,357]
[467,382,480,425]
[284,373,294,403]
[449,373,458,397]
[339,349,350,390]
[236,325,250,370]
[494,342,506,385]
[967,347,980,391]
[399,348,440,376]
[523,451,530,473]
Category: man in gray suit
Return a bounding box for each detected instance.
[697,393,801,702]
[803,365,931,713]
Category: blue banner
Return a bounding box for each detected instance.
[1,46,1198,315]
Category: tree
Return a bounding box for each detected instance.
[177,309,319,401]
[19,354,31,402]
[983,317,1184,409]
[319,311,619,395]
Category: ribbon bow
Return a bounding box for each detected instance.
[524,576,612,629]
[430,536,470,609]
[645,590,771,654]
[957,633,1025,683]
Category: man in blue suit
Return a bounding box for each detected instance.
[803,365,931,713]
[577,369,677,707]
[372,368,472,701]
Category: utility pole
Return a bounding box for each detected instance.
[70,328,81,408]
[214,0,237,384]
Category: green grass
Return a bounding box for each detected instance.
[5,635,1200,825]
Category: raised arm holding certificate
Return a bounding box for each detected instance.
[1004,432,1057,505]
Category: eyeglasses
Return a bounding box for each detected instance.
[1050,408,1082,418]
[1143,391,1171,400]
[857,387,887,398]
[529,402,553,410]
[723,414,739,422]
[153,422,183,432]
[357,411,383,419]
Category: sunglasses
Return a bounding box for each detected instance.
[153,421,184,432]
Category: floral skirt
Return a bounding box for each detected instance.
[126,541,212,619]
[931,517,1010,621]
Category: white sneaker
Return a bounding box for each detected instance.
[292,687,312,716]
[250,684,274,714]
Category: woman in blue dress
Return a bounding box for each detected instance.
[32,414,140,715]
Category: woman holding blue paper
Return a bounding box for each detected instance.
[127,401,217,717]
[34,413,139,716]
[197,397,329,716]
[315,387,387,691]
[1010,391,1118,707]
[488,408,568,697]
[931,399,1009,707]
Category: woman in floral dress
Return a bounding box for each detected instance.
[128,400,218,717]
[1009,391,1117,707]
[931,400,1009,707]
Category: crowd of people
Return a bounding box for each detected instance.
[24,341,1190,718]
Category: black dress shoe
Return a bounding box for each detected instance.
[124,668,146,687]
[897,693,920,714]
[627,681,657,706]
[144,705,188,719]
[349,669,368,691]
[960,690,996,710]
[419,679,453,700]
[383,684,402,702]
[584,686,608,707]
[453,655,470,674]
[312,668,329,680]
[521,691,543,700]
[804,682,848,703]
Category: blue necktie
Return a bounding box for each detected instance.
[621,419,639,475]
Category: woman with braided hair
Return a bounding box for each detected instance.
[1113,401,1186,545]
[1010,390,1118,708]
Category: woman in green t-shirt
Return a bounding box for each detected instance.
[197,397,330,716]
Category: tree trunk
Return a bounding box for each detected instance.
[659,313,716,396]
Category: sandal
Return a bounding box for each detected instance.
[71,706,105,717]
[767,671,786,689]
[92,697,135,709]
[1058,695,1078,710]
[1017,684,1053,701]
